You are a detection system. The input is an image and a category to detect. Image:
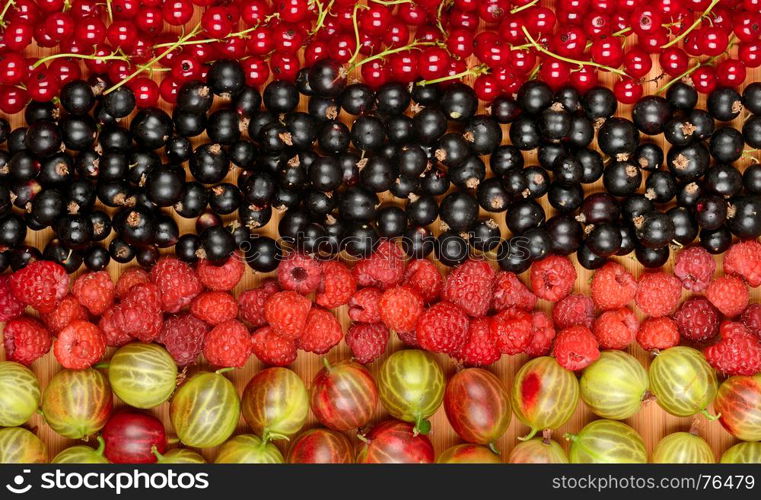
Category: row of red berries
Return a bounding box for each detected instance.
[1,0,760,113]
[1,237,759,376]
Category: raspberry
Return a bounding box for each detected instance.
[352,240,406,289]
[491,271,537,312]
[278,252,322,294]
[741,304,761,337]
[72,271,115,316]
[552,294,594,329]
[263,290,312,339]
[443,259,495,317]
[704,322,761,376]
[237,279,279,327]
[530,255,576,302]
[348,287,383,323]
[593,307,639,350]
[454,317,501,366]
[489,307,532,355]
[40,294,88,333]
[724,240,761,287]
[3,316,52,365]
[251,326,297,366]
[298,307,343,354]
[115,267,150,298]
[416,301,470,354]
[526,311,556,357]
[590,261,637,311]
[379,286,424,333]
[402,259,444,303]
[635,272,682,317]
[674,296,720,342]
[673,246,715,292]
[706,275,749,318]
[190,291,239,325]
[636,317,680,351]
[196,253,245,291]
[316,260,356,309]
[0,275,25,322]
[345,323,389,364]
[203,319,251,368]
[54,320,106,369]
[105,283,164,343]
[157,313,209,366]
[10,260,69,313]
[396,329,419,347]
[150,257,203,313]
[98,307,134,347]
[552,325,600,371]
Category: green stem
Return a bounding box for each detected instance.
[369,0,412,4]
[152,15,279,49]
[700,409,720,421]
[348,40,437,72]
[215,367,235,375]
[414,416,431,435]
[321,357,332,371]
[95,436,106,455]
[105,22,202,94]
[488,442,500,455]
[309,0,334,35]
[347,3,368,65]
[416,64,489,86]
[93,361,110,370]
[105,0,112,23]
[656,55,719,94]
[661,0,720,49]
[510,0,539,14]
[521,26,628,76]
[32,52,128,70]
[518,427,539,441]
[435,0,451,37]
[612,26,631,37]
[0,0,15,26]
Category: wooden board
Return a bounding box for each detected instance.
[1,2,759,462]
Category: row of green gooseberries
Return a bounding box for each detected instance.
[0,420,759,464]
[0,344,758,463]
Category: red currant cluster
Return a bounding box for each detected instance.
[0,0,759,114]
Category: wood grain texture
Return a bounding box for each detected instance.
[0,1,759,462]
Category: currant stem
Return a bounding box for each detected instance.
[521,26,628,76]
[152,14,280,48]
[510,0,539,14]
[347,3,368,65]
[369,0,413,4]
[309,0,334,35]
[436,0,452,37]
[31,52,128,69]
[661,0,720,49]
[416,64,489,86]
[105,0,113,23]
[347,39,437,72]
[0,0,15,26]
[656,54,719,94]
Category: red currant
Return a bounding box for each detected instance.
[474,73,500,101]
[622,47,653,78]
[397,3,428,25]
[304,40,329,65]
[241,57,270,86]
[158,76,179,104]
[583,13,613,38]
[37,0,64,13]
[135,7,164,33]
[570,66,599,93]
[84,45,117,73]
[734,11,761,42]
[739,41,761,67]
[509,48,537,73]
[698,26,729,56]
[27,67,60,102]
[0,54,28,86]
[389,51,420,83]
[4,22,34,51]
[639,29,669,54]
[106,20,139,49]
[630,7,664,36]
[551,27,587,58]
[446,29,475,58]
[716,58,747,87]
[613,78,642,104]
[107,60,133,84]
[659,47,689,76]
[494,67,523,93]
[691,66,717,94]
[327,32,356,63]
[49,59,81,85]
[383,21,410,48]
[539,59,572,89]
[590,38,623,67]
[269,52,299,81]
[74,16,107,45]
[171,55,202,82]
[448,9,480,30]
[112,0,139,18]
[217,36,247,59]
[277,0,312,24]
[360,59,389,88]
[359,5,392,36]
[162,0,194,26]
[478,0,509,24]
[241,0,271,25]
[0,85,28,113]
[8,0,41,24]
[270,22,306,54]
[44,12,75,41]
[247,26,274,55]
[498,13,525,43]
[418,46,450,80]
[201,5,234,38]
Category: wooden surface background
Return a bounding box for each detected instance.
[1,0,760,462]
